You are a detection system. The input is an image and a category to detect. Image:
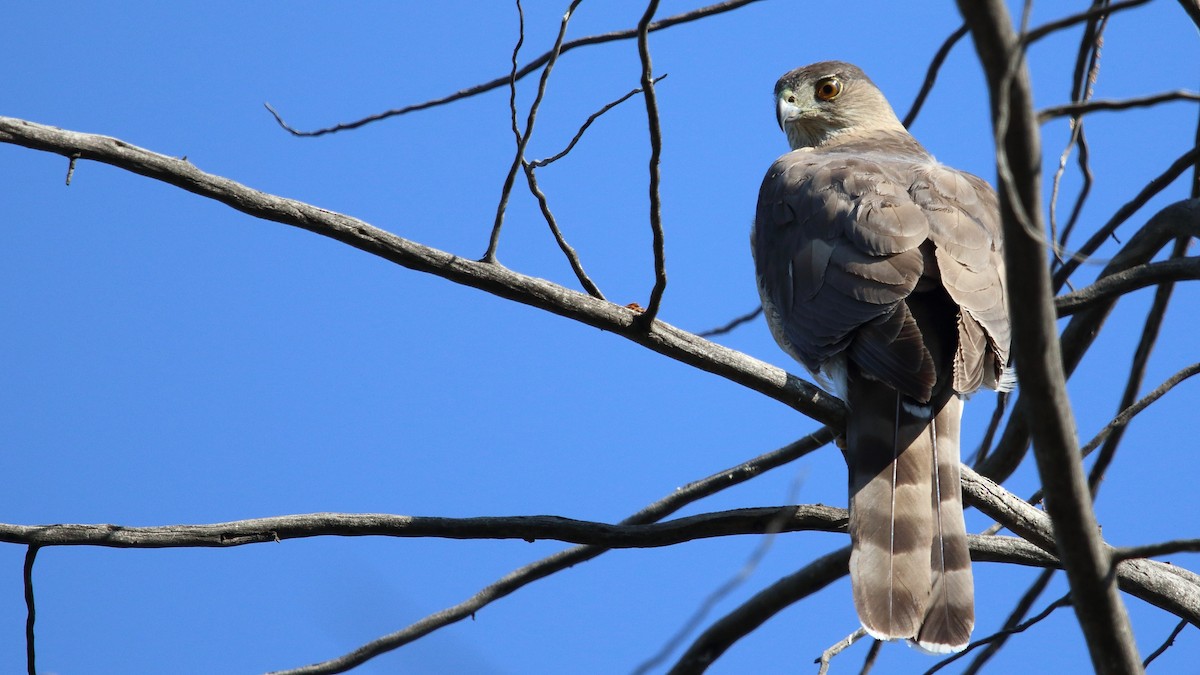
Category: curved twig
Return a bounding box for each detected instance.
[925,595,1073,674]
[1053,145,1200,291]
[1143,619,1189,667]
[902,24,969,129]
[634,0,668,327]
[1040,90,1200,122]
[263,0,762,137]
[961,569,1057,674]
[1055,256,1200,316]
[696,306,761,338]
[1022,0,1151,45]
[529,74,668,168]
[484,0,581,263]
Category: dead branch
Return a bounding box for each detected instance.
[263,0,763,137]
[0,116,846,429]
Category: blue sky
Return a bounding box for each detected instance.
[2,2,1198,673]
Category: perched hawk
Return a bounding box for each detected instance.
[752,61,1011,652]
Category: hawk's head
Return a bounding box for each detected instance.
[774,61,905,150]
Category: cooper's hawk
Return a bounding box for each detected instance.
[752,61,1011,652]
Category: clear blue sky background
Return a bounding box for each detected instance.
[2,2,1198,673]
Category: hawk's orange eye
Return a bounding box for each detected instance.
[815,77,842,101]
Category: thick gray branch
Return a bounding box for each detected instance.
[1056,256,1200,316]
[0,507,848,549]
[963,467,1200,628]
[956,2,1141,670]
[0,116,844,429]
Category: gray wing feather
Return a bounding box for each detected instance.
[754,146,1010,399]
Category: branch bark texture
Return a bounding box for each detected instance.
[955,1,1141,671]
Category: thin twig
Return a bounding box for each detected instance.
[1055,256,1200,316]
[1052,145,1200,292]
[668,546,852,674]
[263,0,762,137]
[1087,238,1191,496]
[1081,362,1200,458]
[815,628,868,675]
[696,306,761,338]
[24,546,38,675]
[962,569,1056,674]
[970,390,1009,468]
[1143,619,1188,667]
[924,595,1073,674]
[902,24,969,129]
[1040,90,1200,122]
[1049,3,1106,270]
[267,429,835,675]
[1193,85,1200,199]
[522,162,606,298]
[1022,0,1151,45]
[1019,361,1200,508]
[859,639,882,674]
[529,74,667,168]
[522,74,670,298]
[1114,539,1200,562]
[65,153,80,185]
[633,472,807,674]
[634,0,668,328]
[484,0,581,263]
[1058,126,1095,264]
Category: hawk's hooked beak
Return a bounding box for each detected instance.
[776,95,804,131]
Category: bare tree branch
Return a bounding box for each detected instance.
[0,506,850,550]
[815,628,868,675]
[957,1,1141,669]
[696,306,762,338]
[668,546,852,674]
[659,462,1200,673]
[1087,239,1192,496]
[634,0,668,326]
[1053,145,1200,291]
[1114,539,1200,562]
[265,429,833,674]
[529,74,668,168]
[1055,256,1200,316]
[1022,0,1151,45]
[902,24,970,129]
[0,116,846,428]
[667,535,1064,675]
[925,595,1073,674]
[23,546,37,675]
[262,0,763,137]
[1177,0,1200,29]
[962,466,1200,627]
[1040,90,1200,122]
[962,569,1057,674]
[484,0,581,263]
[1143,619,1189,667]
[633,475,805,675]
[982,198,1200,482]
